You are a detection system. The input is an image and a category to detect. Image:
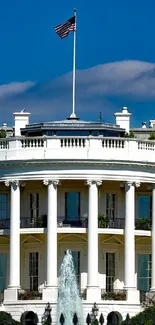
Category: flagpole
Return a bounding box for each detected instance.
[71,8,76,118]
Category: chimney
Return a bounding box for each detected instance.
[114,106,131,133]
[142,122,146,129]
[13,110,31,136]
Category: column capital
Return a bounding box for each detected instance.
[135,181,141,188]
[43,179,60,186]
[125,181,141,188]
[4,180,20,188]
[126,181,134,188]
[85,179,102,187]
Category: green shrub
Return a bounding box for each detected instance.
[149,133,155,140]
[0,129,6,138]
[135,217,152,230]
[102,291,126,300]
[92,319,99,325]
[124,131,135,138]
[98,213,109,228]
[0,311,20,324]
[121,306,155,325]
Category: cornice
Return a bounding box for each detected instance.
[0,158,155,169]
[1,174,155,184]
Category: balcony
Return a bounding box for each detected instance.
[0,216,151,231]
[0,136,155,163]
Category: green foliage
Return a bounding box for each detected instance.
[18,290,42,300]
[98,213,109,228]
[135,217,152,230]
[36,214,47,227]
[81,288,86,300]
[0,311,20,324]
[149,133,155,140]
[0,129,6,138]
[92,319,99,325]
[102,291,126,300]
[124,131,135,138]
[121,306,155,325]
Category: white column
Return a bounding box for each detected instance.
[151,184,155,291]
[4,180,20,300]
[86,179,102,301]
[43,179,59,301]
[124,181,136,290]
[124,181,140,303]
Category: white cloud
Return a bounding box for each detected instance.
[1,60,155,124]
[0,81,35,99]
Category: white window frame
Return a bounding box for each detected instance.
[105,192,117,221]
[136,251,151,291]
[24,248,40,290]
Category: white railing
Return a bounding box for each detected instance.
[21,138,44,148]
[138,141,155,151]
[0,139,8,149]
[60,138,86,148]
[0,136,155,163]
[102,138,125,149]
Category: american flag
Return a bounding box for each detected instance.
[54,15,76,39]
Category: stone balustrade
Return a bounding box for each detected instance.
[0,136,155,163]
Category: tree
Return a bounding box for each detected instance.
[148,133,155,140]
[0,129,6,138]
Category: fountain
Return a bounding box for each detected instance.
[56,250,83,325]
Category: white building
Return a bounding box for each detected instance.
[0,107,155,323]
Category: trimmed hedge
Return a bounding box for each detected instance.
[121,306,155,325]
[0,311,20,325]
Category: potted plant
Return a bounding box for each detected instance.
[101,290,126,300]
[98,213,109,228]
[135,217,152,230]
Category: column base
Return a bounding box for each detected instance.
[126,289,140,303]
[86,286,101,301]
[150,287,155,292]
[4,287,19,301]
[42,286,58,302]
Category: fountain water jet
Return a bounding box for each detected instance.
[56,250,83,325]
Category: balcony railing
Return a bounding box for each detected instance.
[20,216,47,228]
[0,218,10,229]
[0,216,151,230]
[1,136,155,163]
[57,217,88,228]
[98,216,125,229]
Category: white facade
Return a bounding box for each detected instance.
[0,108,154,323]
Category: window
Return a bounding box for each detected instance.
[72,251,80,285]
[30,193,39,222]
[0,194,8,219]
[65,192,80,221]
[106,253,115,292]
[106,194,116,220]
[137,196,152,218]
[29,252,39,291]
[0,253,7,292]
[137,254,151,291]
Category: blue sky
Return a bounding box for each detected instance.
[0,0,155,127]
